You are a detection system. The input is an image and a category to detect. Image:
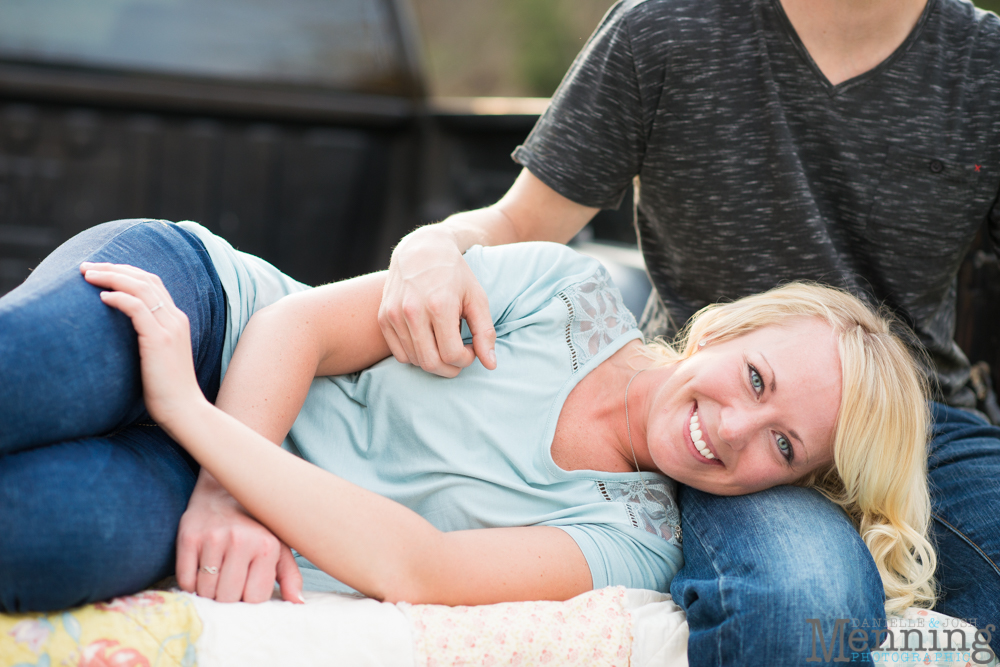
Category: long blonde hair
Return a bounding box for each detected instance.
[641,282,935,615]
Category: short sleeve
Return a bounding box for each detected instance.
[559,523,683,592]
[557,476,683,592]
[512,1,659,209]
[461,243,609,328]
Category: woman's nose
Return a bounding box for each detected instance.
[717,409,756,450]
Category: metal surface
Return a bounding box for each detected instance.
[0,63,416,126]
[0,101,413,292]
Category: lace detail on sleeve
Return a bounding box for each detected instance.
[557,266,638,372]
[596,478,682,547]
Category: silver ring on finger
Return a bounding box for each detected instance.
[149,300,164,313]
[199,565,219,575]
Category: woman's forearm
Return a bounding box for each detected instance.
[165,399,442,603]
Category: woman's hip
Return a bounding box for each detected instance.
[0,219,227,452]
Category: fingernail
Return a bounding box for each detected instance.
[488,350,496,366]
[297,593,306,604]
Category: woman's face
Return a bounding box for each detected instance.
[645,317,841,496]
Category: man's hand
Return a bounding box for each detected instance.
[379,225,497,378]
[176,474,303,604]
[378,170,599,378]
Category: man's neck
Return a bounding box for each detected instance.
[779,0,929,86]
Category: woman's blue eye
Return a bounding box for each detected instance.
[748,365,764,394]
[776,434,792,461]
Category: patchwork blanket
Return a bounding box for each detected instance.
[1,587,995,666]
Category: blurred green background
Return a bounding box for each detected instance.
[411,0,1000,97]
[411,0,616,97]
[977,0,1000,15]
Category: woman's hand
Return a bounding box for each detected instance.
[177,471,304,604]
[81,262,207,427]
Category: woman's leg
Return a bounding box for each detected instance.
[0,218,225,452]
[0,219,226,611]
[0,425,197,611]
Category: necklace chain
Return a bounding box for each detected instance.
[625,368,652,498]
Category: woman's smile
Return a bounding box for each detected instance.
[686,402,722,465]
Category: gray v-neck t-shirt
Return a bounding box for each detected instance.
[513,0,1000,405]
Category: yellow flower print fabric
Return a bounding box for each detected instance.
[0,591,201,667]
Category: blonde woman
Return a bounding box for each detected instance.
[0,220,932,655]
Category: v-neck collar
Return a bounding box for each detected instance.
[769,0,937,97]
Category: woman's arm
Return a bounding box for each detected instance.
[173,401,592,604]
[83,262,592,604]
[212,270,392,443]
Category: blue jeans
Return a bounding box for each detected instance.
[0,219,226,612]
[672,402,1000,665]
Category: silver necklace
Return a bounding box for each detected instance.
[624,368,652,497]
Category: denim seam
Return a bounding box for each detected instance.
[686,515,738,660]
[83,218,153,257]
[105,421,158,439]
[932,513,1000,579]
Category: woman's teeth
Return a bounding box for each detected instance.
[689,411,716,460]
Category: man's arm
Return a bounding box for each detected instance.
[379,168,599,377]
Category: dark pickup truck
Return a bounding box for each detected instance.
[1,0,997,414]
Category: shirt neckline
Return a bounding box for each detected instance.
[542,328,670,484]
[769,0,937,97]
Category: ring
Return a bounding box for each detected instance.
[199,565,219,575]
[149,300,164,313]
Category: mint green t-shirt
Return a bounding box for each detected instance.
[180,222,684,595]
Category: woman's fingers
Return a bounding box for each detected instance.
[175,530,199,593]
[86,263,202,427]
[82,264,175,316]
[196,542,224,600]
[275,543,305,604]
[243,549,282,604]
[97,290,167,337]
[215,549,254,603]
[176,490,297,604]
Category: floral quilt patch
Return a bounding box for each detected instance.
[401,586,632,667]
[0,591,201,667]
